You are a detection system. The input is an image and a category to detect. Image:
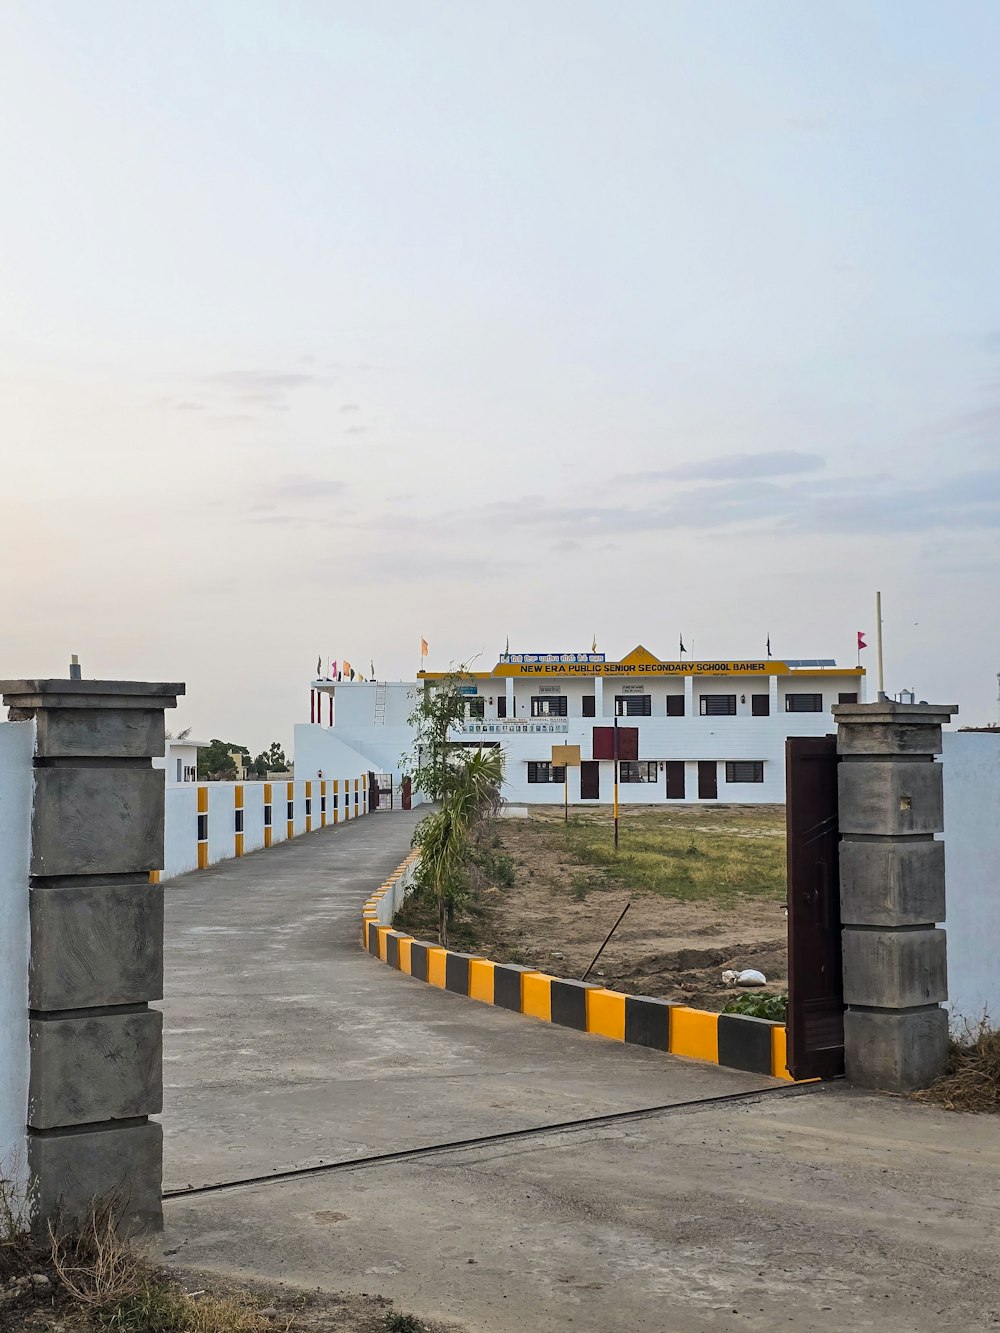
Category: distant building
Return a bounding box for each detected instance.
[303,645,865,805]
[154,738,207,785]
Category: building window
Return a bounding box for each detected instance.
[620,761,658,783]
[726,761,764,783]
[665,695,685,717]
[527,762,566,783]
[175,758,182,782]
[615,695,651,717]
[699,695,737,716]
[531,696,568,717]
[497,696,507,718]
[467,698,485,719]
[751,694,770,717]
[838,692,859,704]
[785,694,823,713]
[235,808,244,833]
[582,696,596,717]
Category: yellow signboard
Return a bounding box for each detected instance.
[551,744,581,766]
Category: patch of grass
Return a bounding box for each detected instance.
[723,992,787,1022]
[915,1021,1000,1113]
[387,1315,425,1333]
[551,806,786,903]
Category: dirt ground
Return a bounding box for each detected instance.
[400,804,788,1011]
[2,1264,462,1333]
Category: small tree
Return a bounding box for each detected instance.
[252,741,288,775]
[401,670,470,802]
[197,739,250,781]
[413,746,505,945]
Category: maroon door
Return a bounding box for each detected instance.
[785,735,844,1081]
[697,761,717,799]
[665,761,685,799]
[580,761,600,800]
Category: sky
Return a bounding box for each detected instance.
[1,0,999,751]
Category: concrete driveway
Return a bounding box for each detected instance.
[159,811,1000,1332]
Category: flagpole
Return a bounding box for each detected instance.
[875,590,886,700]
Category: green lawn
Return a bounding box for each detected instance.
[525,804,787,903]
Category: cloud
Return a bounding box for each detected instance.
[345,424,367,435]
[268,474,350,501]
[174,401,204,412]
[340,403,360,413]
[417,467,1000,541]
[205,370,332,391]
[623,450,825,484]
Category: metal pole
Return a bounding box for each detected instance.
[581,901,631,981]
[876,590,886,700]
[613,715,619,851]
[564,772,568,824]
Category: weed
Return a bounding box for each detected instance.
[387,1314,425,1333]
[915,1019,1000,1113]
[723,993,787,1022]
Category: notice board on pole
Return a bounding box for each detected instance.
[551,744,581,766]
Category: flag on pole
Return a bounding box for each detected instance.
[316,655,322,678]
[330,659,337,678]
[505,635,510,655]
[370,660,375,678]
[420,637,429,658]
[766,633,772,659]
[857,632,867,651]
[679,635,686,657]
[591,635,597,652]
[343,659,352,680]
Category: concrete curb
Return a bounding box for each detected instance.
[361,853,799,1082]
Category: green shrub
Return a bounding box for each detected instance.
[723,992,787,1022]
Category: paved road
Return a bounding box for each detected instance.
[159,811,1000,1332]
[160,809,775,1190]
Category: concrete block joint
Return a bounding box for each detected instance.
[0,678,183,1235]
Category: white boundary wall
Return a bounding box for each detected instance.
[0,720,34,1199]
[161,768,370,881]
[942,731,1000,1027]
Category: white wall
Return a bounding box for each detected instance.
[0,720,34,1203]
[160,772,370,881]
[163,784,199,878]
[942,732,1000,1027]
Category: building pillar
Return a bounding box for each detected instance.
[683,674,693,717]
[769,673,779,714]
[594,674,604,716]
[0,677,183,1232]
[505,677,515,718]
[833,700,957,1092]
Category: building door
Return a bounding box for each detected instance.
[665,761,685,799]
[697,761,717,800]
[580,761,600,800]
[785,735,843,1081]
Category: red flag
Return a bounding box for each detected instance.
[857,632,867,651]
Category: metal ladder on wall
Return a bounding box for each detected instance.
[374,681,388,725]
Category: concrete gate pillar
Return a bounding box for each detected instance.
[0,677,183,1231]
[833,700,957,1091]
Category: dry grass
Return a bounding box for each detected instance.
[915,1021,1000,1114]
[537,804,787,903]
[3,1188,288,1333]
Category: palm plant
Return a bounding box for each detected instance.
[415,746,505,945]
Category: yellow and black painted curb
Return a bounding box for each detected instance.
[362,853,799,1082]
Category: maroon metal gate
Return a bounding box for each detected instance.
[785,735,844,1081]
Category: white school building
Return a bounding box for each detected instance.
[300,645,865,806]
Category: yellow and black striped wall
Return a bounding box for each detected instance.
[362,853,797,1082]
